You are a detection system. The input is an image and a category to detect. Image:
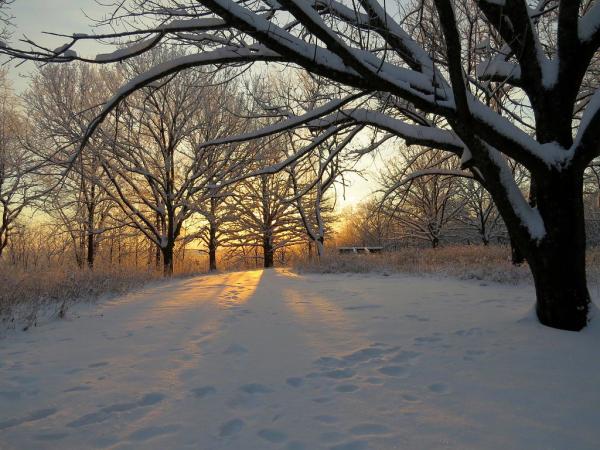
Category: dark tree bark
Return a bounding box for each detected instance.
[162,242,174,276]
[510,237,525,265]
[86,201,95,269]
[208,221,217,271]
[263,233,274,268]
[526,172,589,331]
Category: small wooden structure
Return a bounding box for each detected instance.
[338,246,384,254]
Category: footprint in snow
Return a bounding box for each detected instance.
[191,386,217,398]
[343,304,382,311]
[349,423,390,435]
[286,377,304,388]
[314,356,346,368]
[91,435,120,448]
[329,440,369,450]
[454,327,483,337]
[10,374,37,384]
[320,431,345,443]
[365,377,384,385]
[323,368,355,379]
[88,361,109,368]
[341,346,389,364]
[378,365,409,377]
[404,314,429,322]
[223,344,248,355]
[128,424,180,442]
[464,349,486,361]
[63,385,92,393]
[0,390,21,400]
[0,408,58,431]
[258,428,288,443]
[314,415,338,424]
[219,418,244,437]
[401,393,420,402]
[414,336,442,344]
[239,383,272,394]
[335,384,359,393]
[390,350,421,364]
[66,393,164,428]
[428,383,451,394]
[33,431,69,441]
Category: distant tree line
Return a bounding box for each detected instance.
[0,55,339,275]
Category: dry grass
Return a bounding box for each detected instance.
[293,245,600,285]
[0,263,206,331]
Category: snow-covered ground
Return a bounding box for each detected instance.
[1,269,599,450]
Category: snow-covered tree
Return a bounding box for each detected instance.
[224,141,305,268]
[0,70,38,258]
[335,199,392,248]
[380,149,465,248]
[5,1,600,329]
[101,49,248,275]
[455,179,506,246]
[24,63,118,268]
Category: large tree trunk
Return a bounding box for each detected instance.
[316,236,324,258]
[510,236,525,265]
[208,221,217,271]
[263,234,274,268]
[86,202,95,269]
[162,243,174,276]
[0,231,7,258]
[86,230,94,269]
[524,172,590,331]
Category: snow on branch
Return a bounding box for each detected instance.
[468,98,573,169]
[314,108,465,154]
[382,168,474,199]
[95,36,163,62]
[284,125,363,203]
[197,93,366,148]
[579,3,600,43]
[210,125,349,189]
[487,146,546,240]
[312,0,440,80]
[278,0,438,97]
[476,59,522,86]
[572,87,600,163]
[200,0,445,108]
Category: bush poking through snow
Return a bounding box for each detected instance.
[0,267,160,331]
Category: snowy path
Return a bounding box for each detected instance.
[1,269,599,450]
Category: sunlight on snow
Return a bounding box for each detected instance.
[140,270,264,317]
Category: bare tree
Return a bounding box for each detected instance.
[335,200,392,248]
[455,179,506,246]
[225,142,305,268]
[0,0,13,44]
[380,149,465,248]
[24,63,118,268]
[102,48,250,275]
[0,70,37,258]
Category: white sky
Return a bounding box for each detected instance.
[6,0,380,210]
